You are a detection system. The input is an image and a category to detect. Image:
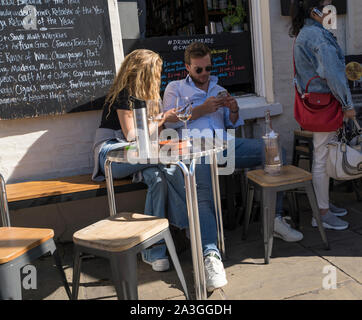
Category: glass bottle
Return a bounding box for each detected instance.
[262,110,282,176]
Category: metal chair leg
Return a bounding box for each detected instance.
[50,241,72,300]
[71,246,82,300]
[225,174,236,229]
[292,137,298,167]
[305,181,329,250]
[109,254,126,300]
[242,184,254,240]
[0,263,22,300]
[286,191,300,230]
[163,229,189,300]
[262,189,276,265]
[116,252,138,300]
[352,179,362,201]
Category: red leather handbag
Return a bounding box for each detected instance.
[293,45,343,132]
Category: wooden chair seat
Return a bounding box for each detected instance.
[295,145,310,154]
[247,165,312,188]
[294,130,313,139]
[73,213,169,253]
[0,227,54,264]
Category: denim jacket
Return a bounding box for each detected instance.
[294,18,354,111]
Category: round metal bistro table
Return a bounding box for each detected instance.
[104,137,226,300]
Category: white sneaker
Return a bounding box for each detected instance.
[329,203,348,217]
[204,252,228,292]
[142,257,170,272]
[274,216,304,242]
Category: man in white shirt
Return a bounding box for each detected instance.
[163,43,304,263]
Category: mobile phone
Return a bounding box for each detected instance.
[312,8,324,18]
[217,90,228,98]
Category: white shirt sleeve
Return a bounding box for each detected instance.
[163,81,184,129]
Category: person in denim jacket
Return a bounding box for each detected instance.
[290,0,356,230]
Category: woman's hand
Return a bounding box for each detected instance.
[344,108,356,120]
[162,108,178,124]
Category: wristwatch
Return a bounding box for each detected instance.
[231,108,239,114]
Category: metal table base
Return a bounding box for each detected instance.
[104,148,225,300]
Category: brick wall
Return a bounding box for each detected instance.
[0,111,100,183]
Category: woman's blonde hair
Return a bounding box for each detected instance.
[105,49,163,117]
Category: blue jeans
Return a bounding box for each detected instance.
[99,140,220,262]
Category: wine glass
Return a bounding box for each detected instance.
[176,96,192,142]
[147,99,164,151]
[147,99,164,123]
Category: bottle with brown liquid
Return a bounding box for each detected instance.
[263,110,282,175]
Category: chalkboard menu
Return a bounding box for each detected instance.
[0,0,116,120]
[123,32,254,93]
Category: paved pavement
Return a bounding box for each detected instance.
[22,181,362,300]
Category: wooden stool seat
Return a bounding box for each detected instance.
[0,227,54,264]
[73,213,169,252]
[295,145,310,154]
[72,212,189,300]
[294,130,313,138]
[247,165,312,188]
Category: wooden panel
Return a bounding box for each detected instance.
[0,227,54,264]
[294,130,313,139]
[296,146,311,154]
[73,213,169,252]
[247,165,312,188]
[6,175,133,203]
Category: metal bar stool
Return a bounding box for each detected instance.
[0,174,71,300]
[292,130,314,171]
[72,212,189,300]
[242,165,329,264]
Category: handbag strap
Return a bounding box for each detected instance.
[353,119,362,134]
[340,120,362,144]
[293,39,323,94]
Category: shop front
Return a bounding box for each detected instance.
[119,0,255,97]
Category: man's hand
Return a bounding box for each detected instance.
[222,94,238,113]
[202,96,225,114]
[344,108,356,120]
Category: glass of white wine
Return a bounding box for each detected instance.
[147,99,164,152]
[176,96,192,142]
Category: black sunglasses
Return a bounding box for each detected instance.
[195,65,213,74]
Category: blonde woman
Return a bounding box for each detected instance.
[91,49,183,272]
